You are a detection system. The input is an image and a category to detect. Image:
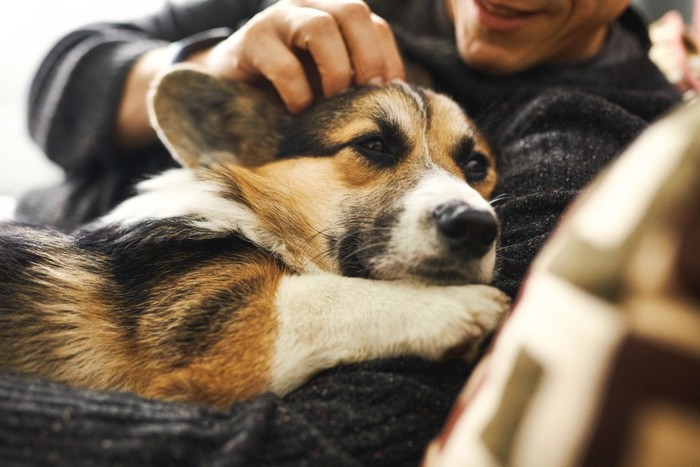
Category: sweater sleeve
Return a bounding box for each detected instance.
[27,0,266,173]
[0,358,471,467]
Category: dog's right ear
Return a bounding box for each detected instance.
[148,65,287,168]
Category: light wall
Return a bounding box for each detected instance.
[0,0,165,197]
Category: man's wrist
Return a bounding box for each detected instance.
[170,27,233,64]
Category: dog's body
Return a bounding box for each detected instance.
[0,68,509,407]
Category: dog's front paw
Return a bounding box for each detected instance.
[412,284,510,361]
[449,284,510,337]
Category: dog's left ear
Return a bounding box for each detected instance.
[148,65,287,168]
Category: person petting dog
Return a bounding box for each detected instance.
[9,0,680,466]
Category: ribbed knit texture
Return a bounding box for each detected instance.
[8,1,681,465]
[1,358,470,466]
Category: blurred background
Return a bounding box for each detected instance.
[635,0,693,23]
[0,0,693,201]
[0,0,165,200]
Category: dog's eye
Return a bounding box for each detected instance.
[360,138,387,153]
[352,135,395,167]
[461,151,490,182]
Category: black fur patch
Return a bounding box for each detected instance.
[336,228,374,278]
[76,219,259,343]
[334,204,398,279]
[161,276,264,367]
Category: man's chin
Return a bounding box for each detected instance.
[458,41,536,74]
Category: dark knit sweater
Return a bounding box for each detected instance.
[9,1,680,466]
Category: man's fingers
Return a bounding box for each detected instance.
[371,13,406,83]
[253,39,315,113]
[204,0,406,113]
[285,8,354,97]
[306,0,404,85]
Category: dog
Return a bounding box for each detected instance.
[0,66,509,407]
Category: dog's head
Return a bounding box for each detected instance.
[148,66,499,285]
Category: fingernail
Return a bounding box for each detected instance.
[367,76,384,86]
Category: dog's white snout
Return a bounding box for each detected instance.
[369,169,498,284]
[433,200,498,255]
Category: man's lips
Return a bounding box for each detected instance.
[478,0,540,17]
[474,0,543,31]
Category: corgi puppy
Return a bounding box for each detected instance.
[0,67,509,407]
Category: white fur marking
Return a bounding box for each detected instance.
[97,169,297,262]
[394,81,427,120]
[269,272,508,394]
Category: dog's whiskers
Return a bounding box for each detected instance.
[495,243,521,254]
[489,193,510,207]
[298,222,395,271]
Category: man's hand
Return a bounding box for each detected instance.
[200,0,406,113]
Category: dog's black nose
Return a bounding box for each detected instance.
[433,201,497,254]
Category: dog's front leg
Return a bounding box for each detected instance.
[269,272,510,395]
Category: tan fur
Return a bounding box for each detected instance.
[11,257,133,390]
[210,163,343,272]
[425,91,498,198]
[141,258,281,407]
